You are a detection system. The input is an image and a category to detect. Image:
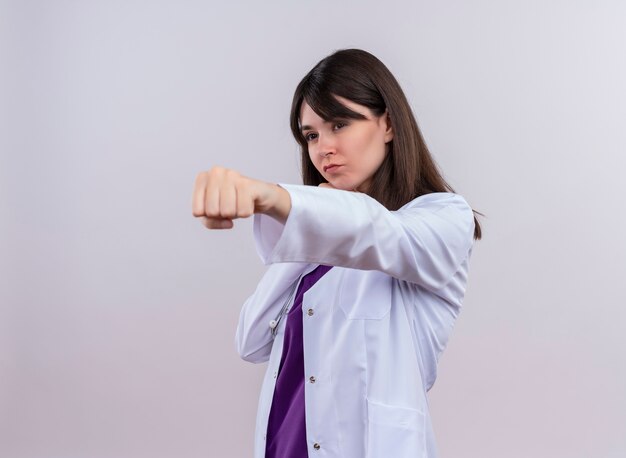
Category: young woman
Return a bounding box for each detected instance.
[193,49,482,458]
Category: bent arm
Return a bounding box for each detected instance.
[235,261,309,363]
[253,184,475,291]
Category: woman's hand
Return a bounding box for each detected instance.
[318,182,359,192]
[192,166,291,230]
[317,182,336,189]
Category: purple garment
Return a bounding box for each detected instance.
[265,264,333,458]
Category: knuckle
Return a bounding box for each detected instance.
[208,166,225,178]
[224,169,240,181]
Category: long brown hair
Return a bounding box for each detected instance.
[289,48,483,240]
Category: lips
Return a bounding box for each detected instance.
[324,164,342,172]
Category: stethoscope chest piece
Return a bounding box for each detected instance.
[270,274,302,337]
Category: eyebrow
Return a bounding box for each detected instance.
[300,119,336,132]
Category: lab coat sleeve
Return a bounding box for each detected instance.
[253,184,475,291]
[235,261,308,363]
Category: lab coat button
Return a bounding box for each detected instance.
[309,376,316,383]
[273,371,277,379]
[313,442,321,450]
[307,308,314,316]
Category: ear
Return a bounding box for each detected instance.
[382,109,394,143]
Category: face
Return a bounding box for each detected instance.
[300,95,393,193]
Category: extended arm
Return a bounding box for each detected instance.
[253,184,475,291]
[235,262,308,363]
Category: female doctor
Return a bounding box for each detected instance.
[192,49,482,458]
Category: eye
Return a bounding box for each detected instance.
[304,132,318,142]
[334,121,347,130]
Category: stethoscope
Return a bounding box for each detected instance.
[268,274,304,337]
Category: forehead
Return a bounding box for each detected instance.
[299,102,324,126]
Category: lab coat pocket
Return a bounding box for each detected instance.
[337,270,392,320]
[366,398,426,458]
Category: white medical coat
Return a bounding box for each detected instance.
[235,183,475,458]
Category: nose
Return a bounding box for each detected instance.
[316,132,336,157]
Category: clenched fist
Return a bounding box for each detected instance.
[192,166,291,230]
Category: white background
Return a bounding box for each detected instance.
[1,1,625,457]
